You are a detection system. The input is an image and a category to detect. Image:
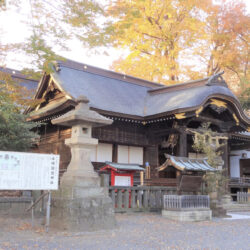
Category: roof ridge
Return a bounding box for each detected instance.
[56,59,163,89]
[148,72,228,95]
[148,78,210,94]
[0,67,38,82]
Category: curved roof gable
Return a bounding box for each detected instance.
[145,85,236,116]
[33,59,249,127]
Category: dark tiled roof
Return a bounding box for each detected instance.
[145,85,235,116]
[49,60,238,118]
[52,65,150,117]
[0,67,38,91]
[102,162,145,171]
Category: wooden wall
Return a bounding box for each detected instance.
[33,123,71,177]
[92,121,148,146]
[33,120,160,177]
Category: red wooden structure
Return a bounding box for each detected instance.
[100,162,145,186]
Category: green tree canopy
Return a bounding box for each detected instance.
[0,0,105,73]
[0,97,39,152]
[0,70,40,152]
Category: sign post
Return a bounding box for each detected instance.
[0,151,60,232]
[45,191,51,233]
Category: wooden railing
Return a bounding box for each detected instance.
[108,186,177,212]
[237,192,250,203]
[163,195,210,210]
[229,177,250,187]
[144,178,177,187]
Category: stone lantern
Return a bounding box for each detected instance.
[51,96,116,231]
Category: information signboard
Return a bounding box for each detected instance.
[0,151,60,190]
[114,176,131,186]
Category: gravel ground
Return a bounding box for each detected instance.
[0,212,250,250]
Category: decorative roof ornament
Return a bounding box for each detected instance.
[161,121,179,149]
[210,98,228,114]
[175,113,186,119]
[206,71,227,87]
[52,61,61,72]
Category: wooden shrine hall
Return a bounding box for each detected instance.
[26,59,250,188]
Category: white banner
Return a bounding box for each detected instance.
[0,151,60,190]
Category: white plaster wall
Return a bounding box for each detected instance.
[118,145,144,164]
[97,143,112,162]
[90,143,113,162]
[129,146,143,165]
[230,150,250,178]
[118,145,129,164]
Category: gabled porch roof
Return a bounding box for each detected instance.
[158,154,215,172]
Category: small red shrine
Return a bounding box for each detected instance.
[100,162,145,186]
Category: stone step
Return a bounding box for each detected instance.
[223,203,250,212]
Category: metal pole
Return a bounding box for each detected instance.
[45,191,51,233]
[31,200,34,228]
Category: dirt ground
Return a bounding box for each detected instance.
[0,212,250,250]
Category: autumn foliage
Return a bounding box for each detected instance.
[0,0,249,94]
[106,0,249,86]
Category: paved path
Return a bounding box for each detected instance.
[0,212,250,250]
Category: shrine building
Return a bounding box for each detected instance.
[25,59,250,192]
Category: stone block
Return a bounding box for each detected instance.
[0,202,11,211]
[210,200,227,218]
[9,203,27,215]
[100,174,109,187]
[51,195,116,231]
[55,185,108,199]
[162,209,212,222]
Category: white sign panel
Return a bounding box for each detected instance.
[114,176,131,186]
[0,151,60,190]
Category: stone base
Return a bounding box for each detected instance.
[221,194,232,205]
[0,196,33,216]
[0,202,31,216]
[162,209,212,222]
[210,200,228,218]
[51,194,116,232]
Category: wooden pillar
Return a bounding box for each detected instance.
[144,145,158,177]
[222,139,229,176]
[227,143,231,177]
[112,144,118,163]
[221,138,230,193]
[140,171,144,186]
[145,163,151,179]
[178,132,187,157]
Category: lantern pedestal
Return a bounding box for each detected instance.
[51,96,116,231]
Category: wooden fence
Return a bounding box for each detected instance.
[108,186,176,212]
[163,195,210,210]
[237,192,250,203]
